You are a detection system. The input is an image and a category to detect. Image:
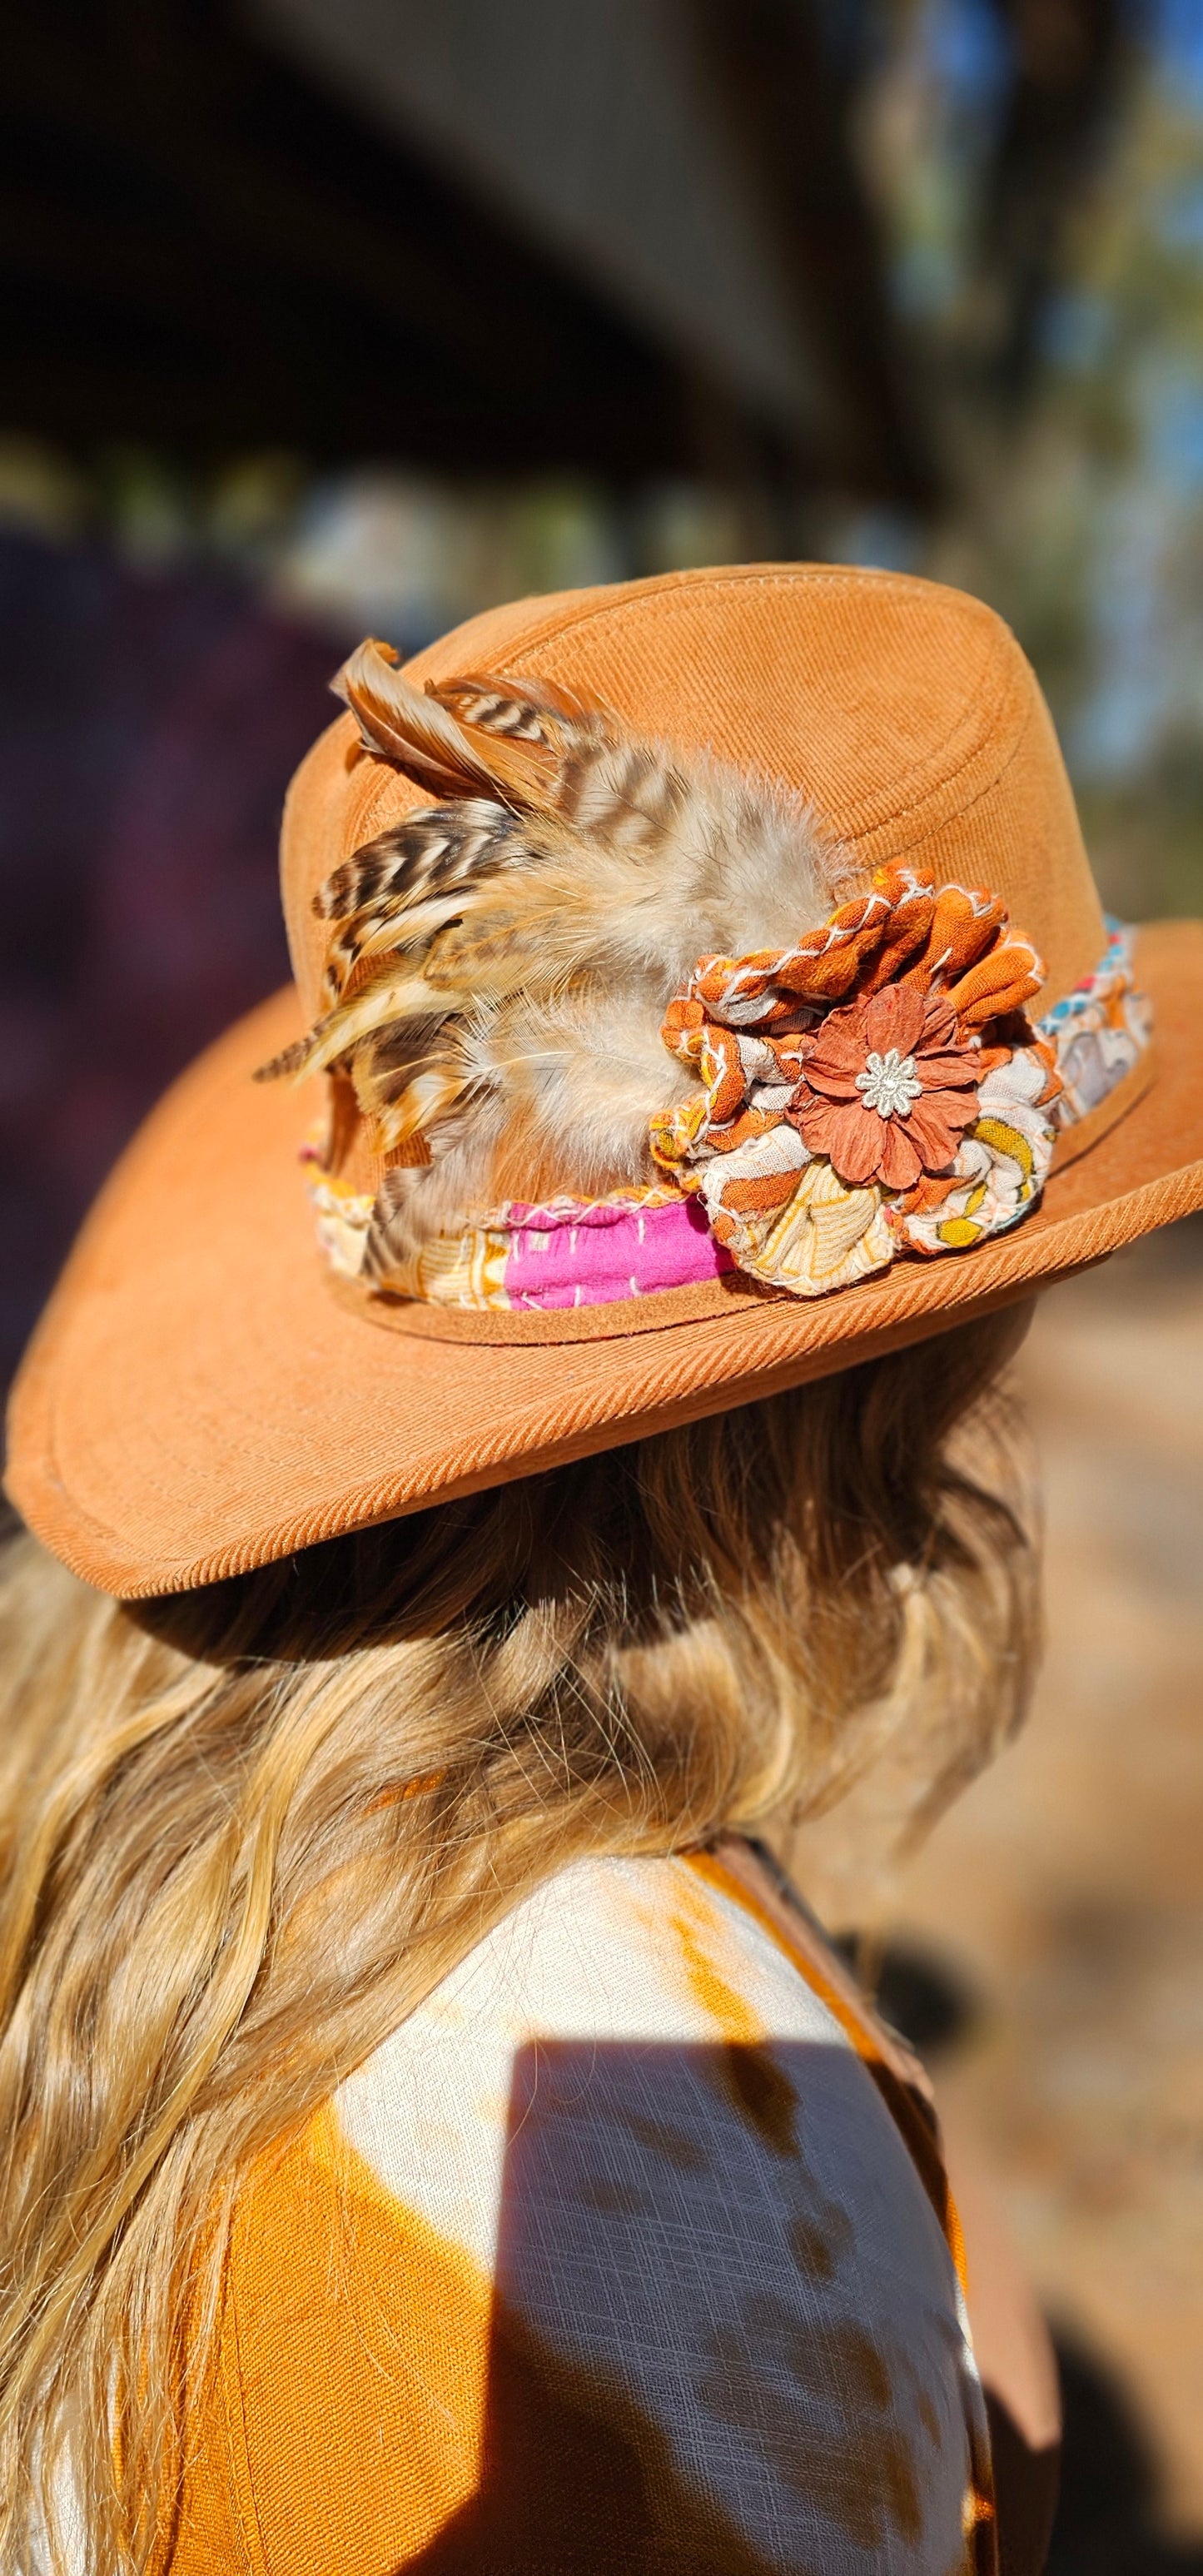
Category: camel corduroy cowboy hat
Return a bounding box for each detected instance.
[7,563,1203,1598]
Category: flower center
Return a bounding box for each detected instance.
[855,1047,922,1120]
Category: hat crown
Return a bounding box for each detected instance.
[281,563,1105,1028]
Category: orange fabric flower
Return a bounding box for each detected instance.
[789,984,981,1191]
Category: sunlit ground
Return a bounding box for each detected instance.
[893,1218,1203,2537]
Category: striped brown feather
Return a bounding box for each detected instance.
[316,803,526,1001]
[333,639,566,809]
[429,669,597,750]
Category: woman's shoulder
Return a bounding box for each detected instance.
[330,1847,903,2290]
[173,1850,993,2576]
[355,1845,860,2065]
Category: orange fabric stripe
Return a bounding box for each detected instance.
[164,2108,495,2575]
[688,1848,970,2298]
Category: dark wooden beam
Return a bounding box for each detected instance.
[0,0,698,474]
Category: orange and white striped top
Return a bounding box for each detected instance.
[161,1845,997,2574]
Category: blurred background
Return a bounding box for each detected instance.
[1,1,1201,2560]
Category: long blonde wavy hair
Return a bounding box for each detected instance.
[0,1308,1038,2573]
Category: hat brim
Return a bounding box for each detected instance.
[7,921,1203,1597]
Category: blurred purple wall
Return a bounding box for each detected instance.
[0,530,337,1394]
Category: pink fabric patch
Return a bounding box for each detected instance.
[502,1196,733,1310]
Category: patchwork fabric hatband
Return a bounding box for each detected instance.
[301,869,1151,1320]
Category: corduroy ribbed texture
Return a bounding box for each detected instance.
[283,565,1105,1023]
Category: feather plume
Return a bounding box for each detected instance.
[332,639,576,808]
[261,640,852,1273]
